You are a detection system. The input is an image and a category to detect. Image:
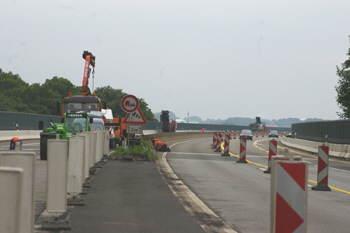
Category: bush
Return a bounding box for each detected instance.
[110,139,158,161]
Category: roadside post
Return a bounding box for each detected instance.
[271,157,308,233]
[237,137,248,163]
[312,145,331,191]
[264,139,277,173]
[121,95,147,153]
[221,132,231,156]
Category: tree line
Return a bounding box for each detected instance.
[0,68,157,121]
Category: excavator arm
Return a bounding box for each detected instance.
[82,50,96,96]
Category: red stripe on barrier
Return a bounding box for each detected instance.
[276,193,304,233]
[279,163,306,191]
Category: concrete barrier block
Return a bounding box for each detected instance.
[46,140,68,213]
[0,166,23,233]
[0,151,36,233]
[67,136,85,195]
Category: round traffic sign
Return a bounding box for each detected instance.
[121,95,139,113]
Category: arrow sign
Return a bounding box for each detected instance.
[122,107,147,125]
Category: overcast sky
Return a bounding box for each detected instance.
[1,0,349,121]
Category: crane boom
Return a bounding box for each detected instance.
[82,50,96,96]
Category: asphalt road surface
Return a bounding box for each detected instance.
[168,137,350,233]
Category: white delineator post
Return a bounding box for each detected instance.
[0,167,23,233]
[264,139,277,174]
[0,152,36,233]
[312,145,331,191]
[271,160,308,233]
[46,140,68,213]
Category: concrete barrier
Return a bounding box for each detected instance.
[67,136,85,196]
[0,167,24,233]
[281,137,350,159]
[0,151,36,233]
[46,140,68,213]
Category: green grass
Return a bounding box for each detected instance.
[109,139,158,160]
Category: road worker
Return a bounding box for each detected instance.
[10,137,22,150]
[151,138,171,152]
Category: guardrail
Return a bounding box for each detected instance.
[281,137,350,159]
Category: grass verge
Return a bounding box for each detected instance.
[109,139,158,161]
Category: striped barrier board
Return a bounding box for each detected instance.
[215,132,222,152]
[237,137,247,163]
[221,132,230,156]
[312,146,331,191]
[264,139,277,173]
[271,160,308,233]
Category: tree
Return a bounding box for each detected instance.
[335,36,350,119]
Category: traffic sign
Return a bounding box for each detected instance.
[127,125,143,134]
[121,95,139,113]
[122,107,147,125]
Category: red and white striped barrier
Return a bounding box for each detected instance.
[214,132,222,152]
[221,132,230,156]
[271,160,308,233]
[312,146,331,191]
[211,132,218,149]
[237,137,248,163]
[264,139,277,173]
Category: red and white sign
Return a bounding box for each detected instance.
[271,161,308,233]
[121,95,139,113]
[122,107,147,125]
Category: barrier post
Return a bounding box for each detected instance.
[214,132,222,152]
[264,139,277,174]
[312,145,331,191]
[271,160,308,233]
[221,132,230,156]
[0,167,23,233]
[67,136,85,205]
[0,151,36,233]
[237,137,248,163]
[89,132,97,167]
[46,140,68,213]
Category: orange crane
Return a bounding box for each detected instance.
[82,51,96,96]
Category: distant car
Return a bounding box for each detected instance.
[269,130,279,138]
[240,129,253,140]
[286,132,292,138]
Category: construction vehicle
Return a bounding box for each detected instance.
[40,112,92,160]
[61,51,102,117]
[58,51,127,148]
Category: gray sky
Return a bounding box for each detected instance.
[1,0,349,120]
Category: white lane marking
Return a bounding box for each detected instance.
[159,141,238,233]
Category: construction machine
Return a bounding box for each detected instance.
[59,51,126,148]
[61,51,102,117]
[40,112,92,160]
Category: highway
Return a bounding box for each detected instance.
[2,136,350,232]
[167,137,350,233]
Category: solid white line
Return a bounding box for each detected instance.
[161,140,238,233]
